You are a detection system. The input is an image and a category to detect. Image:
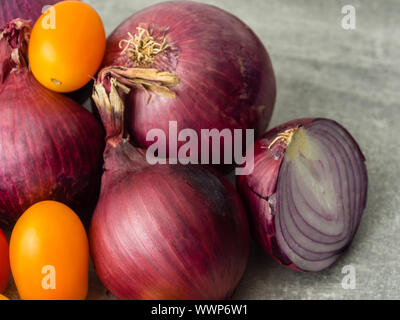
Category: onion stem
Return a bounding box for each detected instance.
[119,27,170,66]
[268,128,297,150]
[93,66,178,114]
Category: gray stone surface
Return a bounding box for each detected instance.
[5,0,400,300]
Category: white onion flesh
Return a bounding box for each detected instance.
[274,119,367,271]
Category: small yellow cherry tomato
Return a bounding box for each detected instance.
[10,201,89,300]
[28,1,106,92]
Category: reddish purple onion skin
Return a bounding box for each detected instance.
[237,118,368,272]
[90,142,249,300]
[0,0,60,27]
[103,1,276,161]
[0,20,104,227]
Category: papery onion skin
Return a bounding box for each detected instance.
[0,0,61,27]
[103,1,276,162]
[0,20,104,228]
[237,118,368,272]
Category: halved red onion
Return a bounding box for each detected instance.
[237,118,368,271]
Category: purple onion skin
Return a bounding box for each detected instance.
[0,20,105,228]
[237,118,368,272]
[0,0,61,27]
[103,1,276,161]
[90,142,249,300]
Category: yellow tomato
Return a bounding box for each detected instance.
[10,201,89,300]
[0,294,9,300]
[28,1,106,92]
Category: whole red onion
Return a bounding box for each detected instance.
[100,1,276,163]
[0,20,104,227]
[0,0,61,27]
[237,118,368,272]
[90,77,249,300]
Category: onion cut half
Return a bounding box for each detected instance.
[237,118,368,272]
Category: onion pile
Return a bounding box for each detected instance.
[237,118,368,272]
[99,1,276,163]
[90,77,249,299]
[0,1,369,302]
[0,0,60,27]
[0,20,104,227]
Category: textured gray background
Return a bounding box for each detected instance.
[6,0,400,300]
[87,0,400,300]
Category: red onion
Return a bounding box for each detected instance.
[90,77,249,300]
[0,20,104,227]
[0,0,61,27]
[237,118,368,272]
[0,228,10,293]
[100,1,276,163]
